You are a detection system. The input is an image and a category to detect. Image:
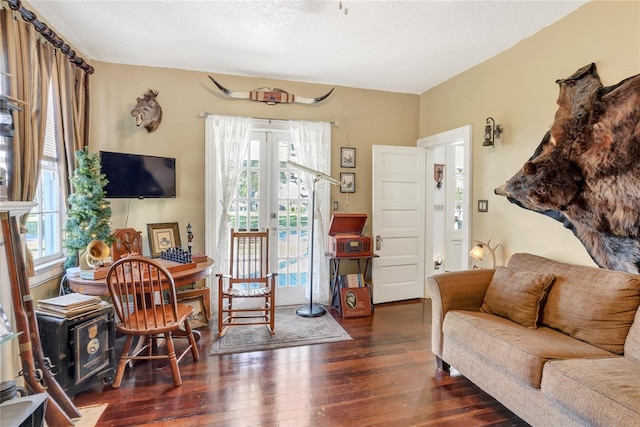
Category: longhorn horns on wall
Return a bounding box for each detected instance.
[208,76,334,105]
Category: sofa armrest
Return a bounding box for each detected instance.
[427,269,495,360]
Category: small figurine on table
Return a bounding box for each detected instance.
[187,223,193,254]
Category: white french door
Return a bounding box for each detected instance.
[227,128,309,305]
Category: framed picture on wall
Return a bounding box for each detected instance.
[340,172,356,193]
[147,222,181,257]
[340,147,356,168]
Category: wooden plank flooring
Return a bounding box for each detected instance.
[72,299,529,426]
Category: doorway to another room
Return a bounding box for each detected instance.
[370,125,471,304]
[419,125,473,281]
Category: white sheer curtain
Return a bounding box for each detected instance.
[204,114,253,283]
[289,120,332,304]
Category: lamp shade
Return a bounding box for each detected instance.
[469,239,500,268]
[469,245,484,261]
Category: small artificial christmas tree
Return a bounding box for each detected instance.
[64,147,113,269]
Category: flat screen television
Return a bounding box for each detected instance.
[100,151,176,199]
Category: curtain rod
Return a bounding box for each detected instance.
[199,111,338,127]
[6,0,94,74]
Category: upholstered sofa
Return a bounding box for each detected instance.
[427,253,640,427]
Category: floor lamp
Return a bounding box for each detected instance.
[287,160,344,318]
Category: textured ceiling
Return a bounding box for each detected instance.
[28,0,588,94]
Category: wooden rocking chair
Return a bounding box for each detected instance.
[217,229,277,338]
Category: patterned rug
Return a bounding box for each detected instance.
[210,306,352,356]
[71,403,108,427]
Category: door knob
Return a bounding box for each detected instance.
[376,235,382,251]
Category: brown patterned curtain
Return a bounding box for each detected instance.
[52,51,90,199]
[1,5,91,274]
[2,7,52,205]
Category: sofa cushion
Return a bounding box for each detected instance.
[542,357,640,427]
[625,308,640,362]
[442,310,615,388]
[480,266,555,328]
[508,253,640,354]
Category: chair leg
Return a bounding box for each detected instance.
[268,299,275,335]
[218,293,233,338]
[183,321,200,361]
[164,332,182,387]
[270,309,275,335]
[218,286,224,336]
[112,335,134,388]
[198,295,209,323]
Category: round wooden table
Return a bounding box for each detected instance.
[67,258,214,342]
[67,258,214,296]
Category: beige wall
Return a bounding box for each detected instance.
[89,64,419,254]
[419,0,640,267]
[29,0,640,274]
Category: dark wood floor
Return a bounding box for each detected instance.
[72,299,528,426]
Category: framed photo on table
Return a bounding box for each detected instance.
[147,222,181,257]
[340,147,356,168]
[340,172,356,193]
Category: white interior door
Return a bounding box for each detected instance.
[371,145,426,303]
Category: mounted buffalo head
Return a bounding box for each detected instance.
[131,89,162,133]
[496,63,640,273]
[208,76,334,105]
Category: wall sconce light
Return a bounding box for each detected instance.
[434,164,444,189]
[482,117,503,147]
[469,239,502,268]
[434,256,443,270]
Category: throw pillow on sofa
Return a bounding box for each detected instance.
[508,253,640,354]
[480,266,555,328]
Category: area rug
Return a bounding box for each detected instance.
[69,403,108,427]
[210,306,352,356]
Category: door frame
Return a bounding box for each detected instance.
[205,119,331,308]
[418,125,473,287]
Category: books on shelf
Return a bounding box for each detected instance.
[36,293,110,320]
[340,273,365,288]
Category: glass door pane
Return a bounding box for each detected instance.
[228,130,310,306]
[272,135,308,305]
[228,139,262,231]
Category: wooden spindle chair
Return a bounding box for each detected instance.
[106,256,199,387]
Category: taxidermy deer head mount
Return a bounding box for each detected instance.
[131,89,162,132]
[208,76,334,105]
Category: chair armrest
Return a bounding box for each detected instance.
[266,273,278,278]
[427,269,495,359]
[216,273,231,279]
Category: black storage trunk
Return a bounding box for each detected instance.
[36,306,115,396]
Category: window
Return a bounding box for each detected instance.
[26,83,64,265]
